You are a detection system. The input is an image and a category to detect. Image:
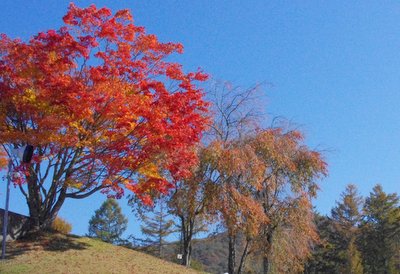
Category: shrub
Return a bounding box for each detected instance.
[51,217,72,234]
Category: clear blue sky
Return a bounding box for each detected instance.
[1,1,399,237]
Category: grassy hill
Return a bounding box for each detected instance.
[0,233,202,274]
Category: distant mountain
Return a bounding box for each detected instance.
[162,233,263,274]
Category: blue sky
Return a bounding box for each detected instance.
[1,1,399,237]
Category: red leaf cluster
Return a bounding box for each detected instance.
[0,3,209,203]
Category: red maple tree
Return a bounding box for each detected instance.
[0,4,208,231]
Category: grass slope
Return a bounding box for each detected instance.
[0,233,201,274]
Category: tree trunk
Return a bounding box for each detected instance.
[182,239,192,266]
[228,234,236,274]
[263,256,270,274]
[262,232,273,274]
[26,167,42,232]
[26,181,66,233]
[27,202,60,233]
[22,147,94,234]
[237,238,250,274]
[27,200,41,232]
[181,216,194,267]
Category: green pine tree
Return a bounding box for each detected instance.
[331,184,363,232]
[331,184,364,273]
[88,198,128,244]
[345,238,364,274]
[304,213,339,274]
[305,185,365,274]
[360,184,400,274]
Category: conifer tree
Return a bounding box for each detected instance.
[304,213,339,274]
[88,198,128,244]
[140,199,175,258]
[306,185,364,274]
[331,184,363,232]
[360,184,400,274]
[345,238,364,274]
[330,184,364,273]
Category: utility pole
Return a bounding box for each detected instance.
[1,160,12,259]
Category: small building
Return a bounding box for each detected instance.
[0,209,30,241]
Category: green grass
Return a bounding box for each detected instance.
[0,233,202,274]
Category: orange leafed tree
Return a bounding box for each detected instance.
[206,138,268,274]
[168,146,218,267]
[0,4,208,231]
[250,128,327,274]
[205,127,327,274]
[164,82,265,269]
[202,82,268,274]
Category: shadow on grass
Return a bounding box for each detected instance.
[43,235,89,252]
[4,233,89,260]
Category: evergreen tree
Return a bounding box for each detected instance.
[304,213,344,274]
[345,238,364,274]
[360,184,400,274]
[140,199,175,258]
[330,184,364,273]
[88,199,128,244]
[331,184,363,233]
[305,185,364,274]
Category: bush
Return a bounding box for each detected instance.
[51,217,72,234]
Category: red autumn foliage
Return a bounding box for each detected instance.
[0,3,208,229]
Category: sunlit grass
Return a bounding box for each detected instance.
[0,233,202,274]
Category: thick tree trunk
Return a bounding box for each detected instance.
[27,196,64,233]
[26,167,42,232]
[27,206,57,233]
[228,234,236,274]
[27,201,41,232]
[26,180,67,233]
[22,147,94,234]
[180,216,194,267]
